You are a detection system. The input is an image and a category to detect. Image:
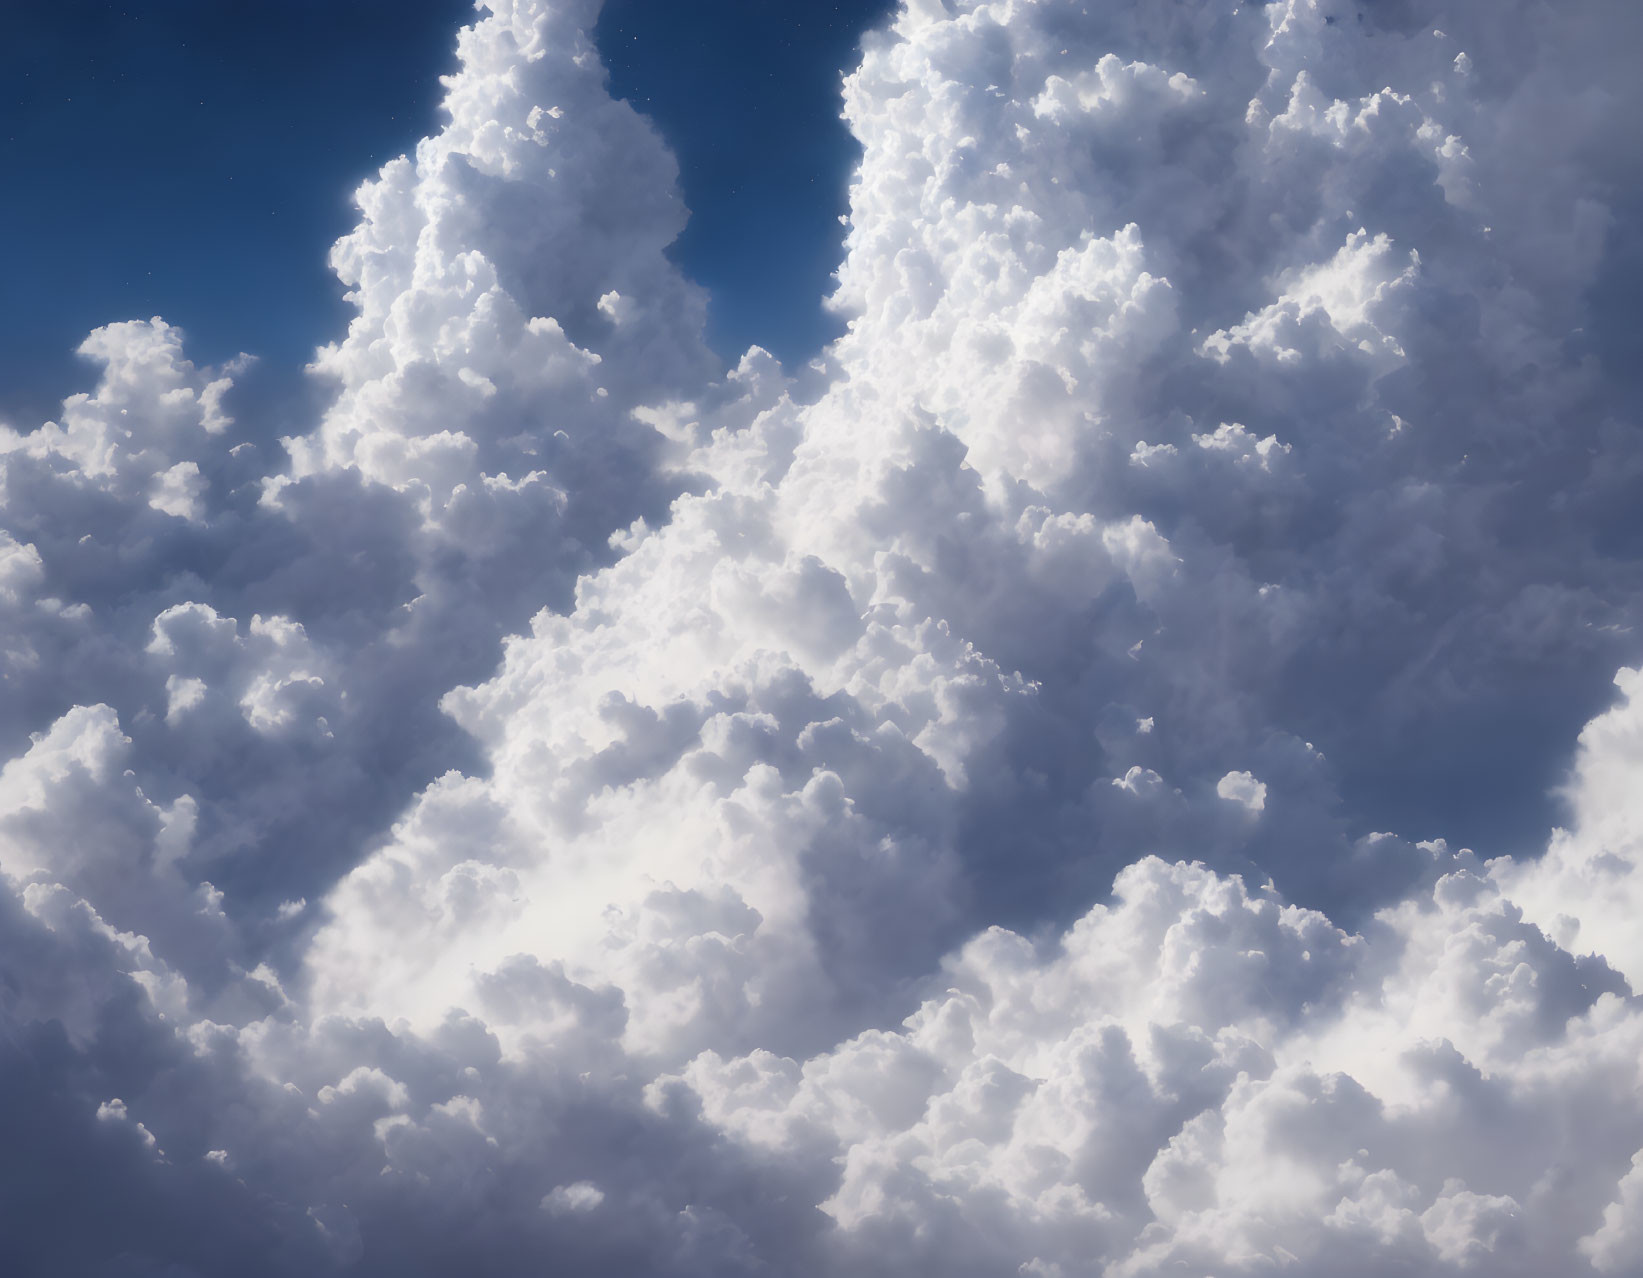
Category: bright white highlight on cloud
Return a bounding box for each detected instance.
[1217,769,1267,812]
[1,0,1641,1273]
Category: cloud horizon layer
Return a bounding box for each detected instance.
[3,0,1643,1273]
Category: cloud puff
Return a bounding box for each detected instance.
[1,0,1641,1273]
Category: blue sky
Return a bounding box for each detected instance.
[599,0,895,360]
[1,0,888,428]
[1,1,465,422]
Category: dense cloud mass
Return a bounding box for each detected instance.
[2,0,1642,1272]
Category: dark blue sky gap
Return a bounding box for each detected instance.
[0,1,469,426]
[596,0,895,364]
[1,0,892,431]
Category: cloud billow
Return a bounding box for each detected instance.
[1,0,1641,1273]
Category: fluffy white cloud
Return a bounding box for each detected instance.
[1,0,1641,1273]
[1496,667,1643,984]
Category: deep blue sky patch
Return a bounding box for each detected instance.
[2,0,892,430]
[0,0,470,426]
[597,0,895,365]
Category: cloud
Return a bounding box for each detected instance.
[0,0,1641,1273]
[1216,770,1268,813]
[1495,667,1643,984]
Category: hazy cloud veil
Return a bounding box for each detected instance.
[3,0,1642,1273]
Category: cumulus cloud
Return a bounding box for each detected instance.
[1,0,1642,1273]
